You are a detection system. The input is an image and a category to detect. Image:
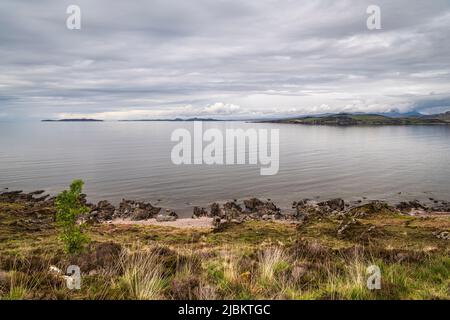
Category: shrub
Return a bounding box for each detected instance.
[55,179,90,254]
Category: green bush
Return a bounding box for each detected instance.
[55,179,90,254]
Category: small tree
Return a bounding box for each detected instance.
[55,179,90,254]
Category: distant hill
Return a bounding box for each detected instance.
[42,118,103,122]
[378,111,423,118]
[264,112,450,126]
[421,111,450,121]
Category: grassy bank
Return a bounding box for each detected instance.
[0,199,449,300]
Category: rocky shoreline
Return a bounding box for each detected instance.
[1,189,449,234]
[1,188,449,300]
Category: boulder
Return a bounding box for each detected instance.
[243,198,265,212]
[243,198,280,216]
[192,206,208,218]
[293,199,321,218]
[131,208,153,220]
[210,203,221,217]
[88,200,115,221]
[317,198,345,213]
[396,200,427,213]
[222,201,242,220]
[0,190,51,203]
[116,199,161,220]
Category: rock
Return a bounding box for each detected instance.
[348,201,397,218]
[0,190,43,203]
[210,203,221,217]
[434,231,449,240]
[89,200,115,221]
[429,201,450,212]
[167,209,178,216]
[317,198,346,212]
[243,198,265,212]
[131,208,151,220]
[114,199,161,221]
[223,201,242,220]
[243,198,280,216]
[265,201,279,212]
[0,190,22,202]
[396,200,427,213]
[29,190,45,196]
[0,190,51,203]
[273,212,283,220]
[156,214,177,222]
[212,217,221,228]
[224,201,242,212]
[293,199,322,219]
[296,211,309,222]
[192,206,208,218]
[130,208,147,221]
[49,265,63,276]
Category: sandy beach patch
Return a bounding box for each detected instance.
[108,217,214,229]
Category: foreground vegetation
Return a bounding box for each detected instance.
[0,194,449,300]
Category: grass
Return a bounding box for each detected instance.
[116,248,167,300]
[257,247,289,285]
[0,199,449,300]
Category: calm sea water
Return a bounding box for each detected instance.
[1,121,449,215]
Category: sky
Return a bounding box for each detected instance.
[1,0,450,120]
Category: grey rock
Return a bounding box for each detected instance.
[156,214,177,222]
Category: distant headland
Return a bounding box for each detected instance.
[119,117,225,122]
[260,111,450,126]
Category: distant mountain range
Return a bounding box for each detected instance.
[118,117,226,122]
[262,111,450,126]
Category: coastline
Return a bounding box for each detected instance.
[1,188,449,300]
[2,189,450,228]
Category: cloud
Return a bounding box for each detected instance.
[0,0,450,119]
[57,103,245,120]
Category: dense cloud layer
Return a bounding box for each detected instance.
[1,0,450,120]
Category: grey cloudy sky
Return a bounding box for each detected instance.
[1,0,450,120]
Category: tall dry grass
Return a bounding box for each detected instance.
[116,248,167,300]
[257,246,289,284]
